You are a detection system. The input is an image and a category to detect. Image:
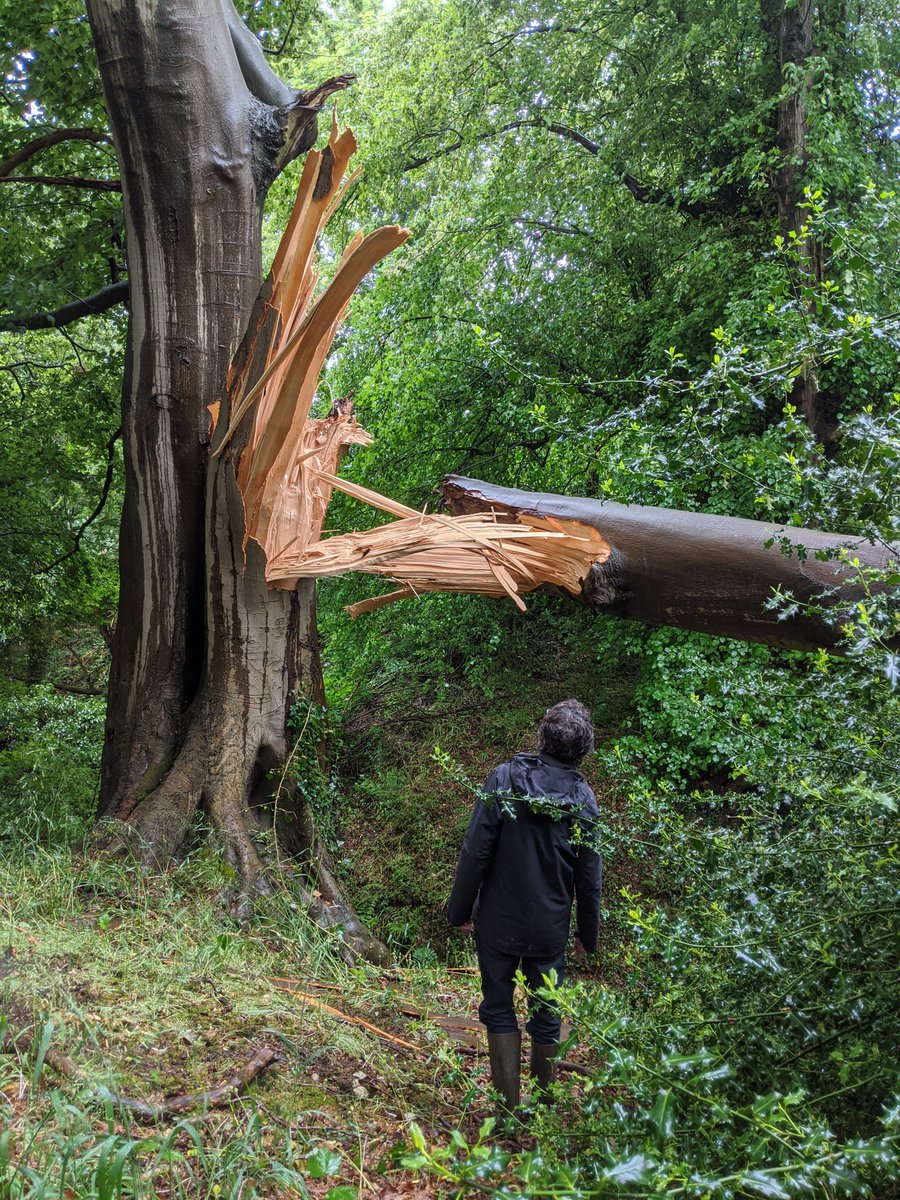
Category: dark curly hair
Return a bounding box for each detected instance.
[537,699,595,765]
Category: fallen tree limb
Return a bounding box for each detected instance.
[93,1047,278,1120]
[2,1004,277,1121]
[442,476,898,654]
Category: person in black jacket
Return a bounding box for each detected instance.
[447,699,602,1112]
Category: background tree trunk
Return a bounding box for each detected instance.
[443,476,897,654]
[86,0,387,960]
[761,0,836,451]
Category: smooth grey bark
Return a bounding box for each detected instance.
[443,476,897,654]
[85,0,386,962]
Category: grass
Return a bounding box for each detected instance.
[0,843,497,1200]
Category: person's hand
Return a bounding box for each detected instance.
[573,936,587,957]
[456,922,474,933]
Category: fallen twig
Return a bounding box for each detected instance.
[3,1003,278,1122]
[269,976,343,992]
[276,986,420,1052]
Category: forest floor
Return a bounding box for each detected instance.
[0,845,608,1199]
[1,617,639,1197]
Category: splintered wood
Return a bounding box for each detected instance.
[212,114,409,579]
[218,118,608,613]
[267,471,609,616]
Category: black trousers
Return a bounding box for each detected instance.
[475,936,566,1044]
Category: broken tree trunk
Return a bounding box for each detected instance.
[86,0,388,962]
[441,477,897,654]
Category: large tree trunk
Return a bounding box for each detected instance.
[86,0,387,961]
[443,477,896,653]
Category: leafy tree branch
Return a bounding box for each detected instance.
[0,174,120,192]
[0,127,112,178]
[1,282,129,332]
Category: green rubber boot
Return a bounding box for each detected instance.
[486,1031,521,1114]
[530,1039,559,1103]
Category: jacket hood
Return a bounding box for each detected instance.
[504,752,590,811]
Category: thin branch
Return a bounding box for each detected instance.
[514,217,595,238]
[621,171,707,218]
[529,119,601,155]
[35,426,122,575]
[1,281,129,332]
[40,1042,278,1122]
[404,115,600,171]
[98,1048,279,1119]
[259,0,304,56]
[403,117,712,218]
[484,21,586,61]
[0,128,112,178]
[0,360,69,372]
[0,174,120,192]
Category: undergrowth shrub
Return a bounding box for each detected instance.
[601,623,898,802]
[0,684,103,848]
[405,777,899,1197]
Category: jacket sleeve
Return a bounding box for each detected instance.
[574,790,602,951]
[446,770,504,926]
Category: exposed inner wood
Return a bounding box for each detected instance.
[225,118,607,616]
[215,114,407,577]
[267,471,609,616]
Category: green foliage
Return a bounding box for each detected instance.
[399,780,898,1197]
[0,683,103,847]
[294,4,900,1193]
[0,323,122,658]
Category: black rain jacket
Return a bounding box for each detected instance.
[446,753,602,956]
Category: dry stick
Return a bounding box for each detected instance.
[270,976,343,992]
[273,978,596,1075]
[273,986,420,1052]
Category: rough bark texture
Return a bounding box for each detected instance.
[443,477,897,654]
[86,0,386,962]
